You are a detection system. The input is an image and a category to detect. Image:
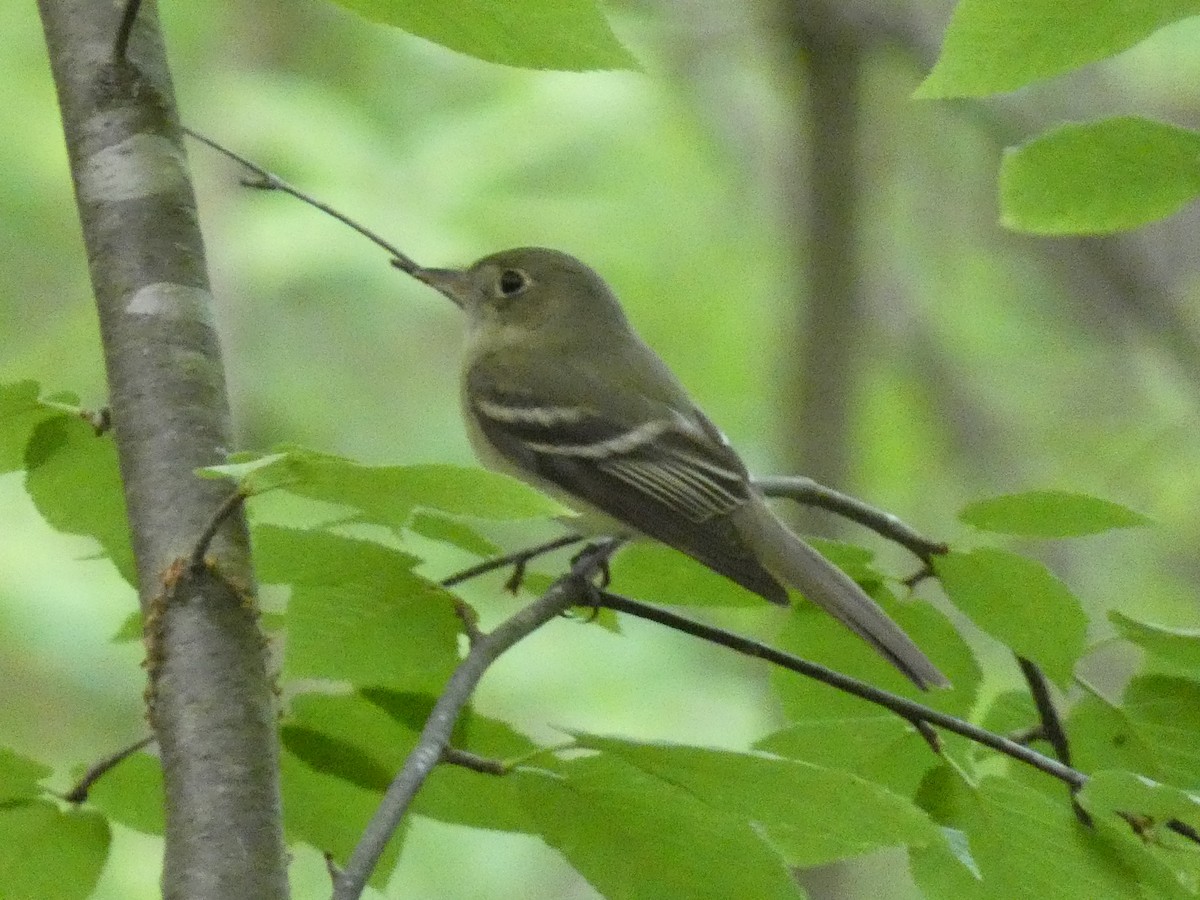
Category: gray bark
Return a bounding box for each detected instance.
[36,1,288,896]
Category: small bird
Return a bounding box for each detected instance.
[416,248,948,690]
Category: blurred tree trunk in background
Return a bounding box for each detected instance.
[785,9,864,538]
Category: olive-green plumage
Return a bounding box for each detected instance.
[417,248,948,690]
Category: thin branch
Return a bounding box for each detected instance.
[441,747,507,775]
[181,128,423,275]
[450,597,483,647]
[595,590,1087,790]
[61,735,155,803]
[1015,656,1092,824]
[190,490,247,573]
[332,539,621,899]
[1016,656,1072,767]
[323,851,343,886]
[754,475,948,562]
[440,533,584,589]
[82,405,112,436]
[111,0,141,62]
[1008,724,1046,746]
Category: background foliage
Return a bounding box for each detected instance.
[4,0,1200,897]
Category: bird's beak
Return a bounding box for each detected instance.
[413,267,472,309]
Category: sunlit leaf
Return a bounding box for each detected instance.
[1070,676,1200,788]
[916,0,1200,98]
[913,773,1195,899]
[0,801,110,900]
[0,747,50,802]
[612,542,762,607]
[281,691,535,861]
[1110,611,1200,672]
[23,415,136,586]
[515,752,803,900]
[758,716,941,800]
[203,447,566,526]
[254,526,461,691]
[773,578,978,711]
[934,548,1086,686]
[329,0,638,71]
[80,752,165,836]
[960,490,1150,537]
[1078,770,1200,834]
[576,734,938,867]
[406,510,499,558]
[0,381,56,473]
[1000,118,1200,235]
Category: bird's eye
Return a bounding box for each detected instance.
[497,268,529,298]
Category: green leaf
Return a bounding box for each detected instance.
[933,548,1086,686]
[80,752,165,835]
[775,578,979,705]
[199,451,290,487]
[514,753,804,900]
[1110,611,1200,672]
[959,490,1150,537]
[1000,118,1200,235]
[204,448,566,526]
[1078,770,1200,833]
[406,510,499,558]
[111,611,142,643]
[575,735,938,867]
[23,415,137,586]
[612,542,762,607]
[1070,676,1200,787]
[254,526,461,691]
[911,775,1193,899]
[0,747,50,802]
[0,381,55,473]
[281,695,408,888]
[763,574,978,792]
[0,801,110,900]
[361,687,538,761]
[364,689,540,834]
[916,0,1200,98]
[328,0,638,71]
[281,691,535,871]
[758,716,942,800]
[806,538,881,584]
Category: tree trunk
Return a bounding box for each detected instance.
[36,1,288,896]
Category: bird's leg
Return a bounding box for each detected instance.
[566,537,626,621]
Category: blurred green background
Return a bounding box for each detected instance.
[4,0,1200,896]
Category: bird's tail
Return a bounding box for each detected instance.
[735,498,950,690]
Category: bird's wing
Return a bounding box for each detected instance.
[465,363,788,604]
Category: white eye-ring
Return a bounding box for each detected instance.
[497,268,530,298]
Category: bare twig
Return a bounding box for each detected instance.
[190,490,247,574]
[82,405,112,436]
[1016,656,1072,766]
[61,735,155,803]
[439,533,584,589]
[111,0,141,62]
[754,475,948,562]
[450,597,483,647]
[1008,724,1047,746]
[1015,655,1093,825]
[332,540,622,899]
[441,747,507,775]
[182,128,423,275]
[323,851,342,885]
[594,590,1087,790]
